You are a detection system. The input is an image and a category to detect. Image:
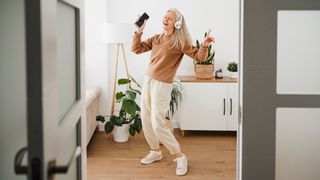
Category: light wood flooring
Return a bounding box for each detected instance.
[87,130,237,180]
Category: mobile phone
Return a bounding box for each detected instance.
[135,12,149,27]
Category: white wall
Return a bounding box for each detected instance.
[106,0,240,125]
[107,0,240,79]
[84,0,108,114]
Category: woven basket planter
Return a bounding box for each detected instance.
[194,64,214,79]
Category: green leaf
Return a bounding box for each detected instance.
[116,92,125,101]
[207,52,214,61]
[119,109,126,117]
[109,116,116,126]
[134,116,142,133]
[114,116,123,126]
[196,40,200,49]
[96,115,105,123]
[227,62,237,72]
[122,99,137,115]
[208,44,212,56]
[204,32,207,38]
[130,76,141,88]
[104,121,114,134]
[131,88,141,95]
[136,104,141,111]
[118,78,131,85]
[126,91,136,101]
[129,124,136,136]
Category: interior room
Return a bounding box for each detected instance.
[85,0,239,179]
[1,0,320,180]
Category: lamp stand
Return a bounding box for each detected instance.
[110,43,131,115]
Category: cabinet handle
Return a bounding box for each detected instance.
[230,98,233,115]
[223,98,226,115]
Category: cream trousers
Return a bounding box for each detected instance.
[140,75,181,154]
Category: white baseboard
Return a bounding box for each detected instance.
[97,120,179,131]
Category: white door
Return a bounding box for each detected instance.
[13,0,86,179]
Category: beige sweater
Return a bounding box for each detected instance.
[131,32,208,83]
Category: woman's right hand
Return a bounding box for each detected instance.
[202,29,215,47]
[135,15,147,33]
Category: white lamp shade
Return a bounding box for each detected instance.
[101,23,135,44]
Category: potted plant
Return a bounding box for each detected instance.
[165,79,183,131]
[194,32,215,79]
[96,76,142,142]
[227,62,238,79]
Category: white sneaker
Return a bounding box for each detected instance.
[174,155,188,176]
[140,150,162,165]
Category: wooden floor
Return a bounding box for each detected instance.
[87,130,237,180]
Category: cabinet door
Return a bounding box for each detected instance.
[227,83,238,131]
[180,83,228,130]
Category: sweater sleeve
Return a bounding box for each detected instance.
[131,32,156,54]
[181,44,208,61]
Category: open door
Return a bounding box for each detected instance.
[242,0,320,180]
[13,0,86,179]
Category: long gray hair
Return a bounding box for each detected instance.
[165,8,193,49]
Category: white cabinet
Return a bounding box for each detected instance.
[178,76,238,132]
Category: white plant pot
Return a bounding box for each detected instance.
[112,124,130,142]
[230,72,238,79]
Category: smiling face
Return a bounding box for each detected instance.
[162,11,177,32]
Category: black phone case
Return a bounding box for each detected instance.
[135,12,149,27]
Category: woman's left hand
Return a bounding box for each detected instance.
[202,29,215,47]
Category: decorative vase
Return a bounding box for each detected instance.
[194,64,214,79]
[230,71,237,79]
[112,124,130,142]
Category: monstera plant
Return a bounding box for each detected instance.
[96,76,142,141]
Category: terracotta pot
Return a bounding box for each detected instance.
[194,64,214,79]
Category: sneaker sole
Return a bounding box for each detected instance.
[177,169,188,176]
[140,156,163,165]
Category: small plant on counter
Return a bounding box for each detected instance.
[227,62,238,72]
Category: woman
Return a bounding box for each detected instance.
[131,8,214,176]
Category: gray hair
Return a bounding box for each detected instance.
[166,8,193,49]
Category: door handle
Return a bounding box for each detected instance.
[223,98,226,115]
[48,146,81,177]
[230,98,233,115]
[14,147,28,175]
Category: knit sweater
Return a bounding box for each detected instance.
[131,32,208,83]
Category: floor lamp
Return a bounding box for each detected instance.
[102,23,134,115]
